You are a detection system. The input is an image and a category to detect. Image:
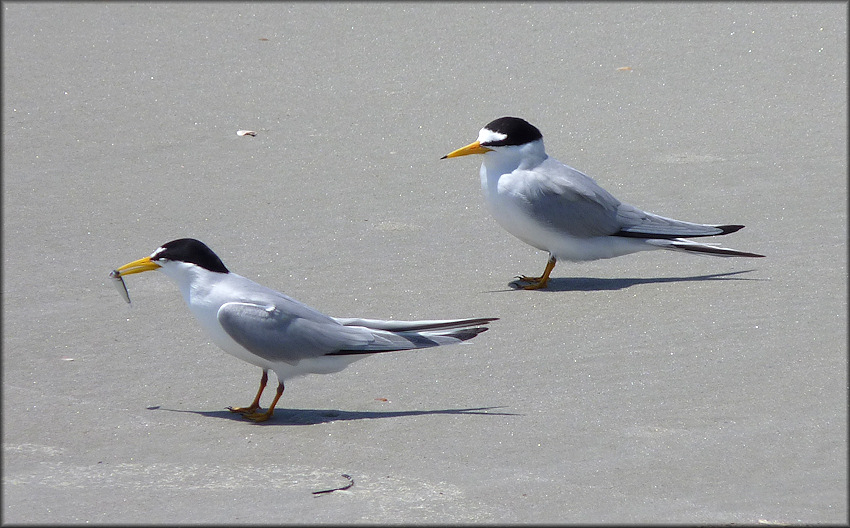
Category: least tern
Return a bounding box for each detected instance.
[113,238,497,422]
[442,116,765,289]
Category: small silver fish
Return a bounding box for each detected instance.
[109,270,131,304]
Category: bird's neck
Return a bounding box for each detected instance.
[160,263,224,306]
[482,142,547,174]
[480,149,548,193]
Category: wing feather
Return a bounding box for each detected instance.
[515,161,622,238]
[615,204,744,238]
[217,302,376,364]
[515,159,745,240]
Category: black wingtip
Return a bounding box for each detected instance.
[615,224,749,240]
[716,224,746,235]
[328,325,492,356]
[454,326,490,341]
[364,317,499,333]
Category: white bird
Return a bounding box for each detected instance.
[442,116,765,289]
[112,238,497,422]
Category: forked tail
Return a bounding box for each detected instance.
[327,317,498,355]
[648,238,765,257]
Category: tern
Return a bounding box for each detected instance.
[112,238,497,422]
[442,116,764,289]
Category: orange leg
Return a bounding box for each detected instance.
[243,381,285,423]
[516,256,557,290]
[228,369,268,414]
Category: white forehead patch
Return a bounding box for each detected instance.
[151,246,167,259]
[478,127,507,145]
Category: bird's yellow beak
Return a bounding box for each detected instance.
[114,256,161,277]
[441,141,492,159]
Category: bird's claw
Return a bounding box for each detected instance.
[512,275,548,290]
[227,405,259,415]
[228,405,273,421]
[242,410,273,423]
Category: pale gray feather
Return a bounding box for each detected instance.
[218,302,377,364]
[218,303,493,365]
[332,317,498,332]
[521,158,736,239]
[615,205,731,237]
[517,160,622,238]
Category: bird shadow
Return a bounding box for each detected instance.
[493,269,766,293]
[147,405,519,426]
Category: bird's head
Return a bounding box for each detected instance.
[113,238,229,279]
[441,117,544,159]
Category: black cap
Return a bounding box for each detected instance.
[481,117,543,147]
[151,238,229,273]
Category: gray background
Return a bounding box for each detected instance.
[3,2,846,524]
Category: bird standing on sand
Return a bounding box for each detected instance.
[112,238,496,422]
[442,117,764,289]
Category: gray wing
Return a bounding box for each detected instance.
[517,160,623,238]
[217,303,473,364]
[332,317,498,332]
[217,302,378,364]
[615,204,744,238]
[523,158,742,239]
